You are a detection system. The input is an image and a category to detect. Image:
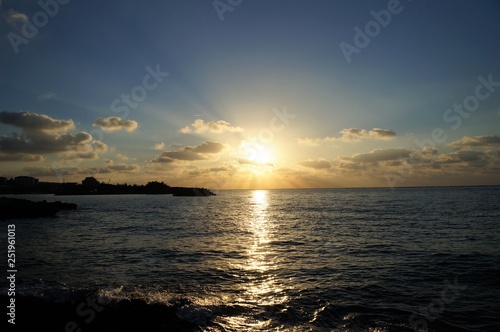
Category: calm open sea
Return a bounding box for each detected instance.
[1,187,500,331]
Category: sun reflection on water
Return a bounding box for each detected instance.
[219,190,287,330]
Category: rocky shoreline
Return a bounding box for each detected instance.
[0,197,77,219]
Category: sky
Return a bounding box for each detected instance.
[1,0,499,189]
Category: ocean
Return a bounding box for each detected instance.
[1,187,500,331]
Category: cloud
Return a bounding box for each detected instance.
[439,150,487,165]
[63,152,99,161]
[184,140,226,154]
[180,119,244,134]
[455,150,485,162]
[298,159,331,169]
[237,158,274,167]
[340,128,396,141]
[115,153,134,161]
[160,150,207,161]
[151,140,226,163]
[349,148,412,163]
[209,167,230,172]
[153,142,165,150]
[298,128,396,146]
[93,117,138,132]
[0,111,106,160]
[0,111,74,133]
[23,164,140,178]
[0,153,44,162]
[6,10,28,28]
[297,137,336,147]
[101,164,140,172]
[449,135,500,150]
[151,155,175,163]
[0,130,93,154]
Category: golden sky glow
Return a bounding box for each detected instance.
[1,2,499,189]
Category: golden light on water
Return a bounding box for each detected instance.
[221,190,287,330]
[247,190,271,271]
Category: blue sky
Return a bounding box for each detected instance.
[1,0,499,188]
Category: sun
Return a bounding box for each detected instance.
[241,142,275,165]
[252,146,273,164]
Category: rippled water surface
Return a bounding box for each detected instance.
[3,187,500,331]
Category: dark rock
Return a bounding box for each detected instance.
[0,197,77,219]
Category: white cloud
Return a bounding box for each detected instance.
[115,153,135,161]
[180,119,244,134]
[153,142,165,150]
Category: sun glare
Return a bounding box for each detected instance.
[241,142,276,166]
[253,146,273,164]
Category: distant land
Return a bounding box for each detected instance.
[0,176,215,196]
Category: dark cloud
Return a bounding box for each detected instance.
[456,150,485,162]
[298,128,396,146]
[0,153,44,162]
[0,111,74,133]
[340,128,396,141]
[151,141,225,163]
[350,148,412,163]
[183,141,225,154]
[160,151,207,161]
[101,164,140,172]
[449,135,500,149]
[93,117,138,132]
[151,155,175,163]
[0,111,106,161]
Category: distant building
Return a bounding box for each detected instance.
[14,176,39,186]
[82,176,100,188]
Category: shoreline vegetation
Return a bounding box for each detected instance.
[0,176,216,196]
[0,176,215,218]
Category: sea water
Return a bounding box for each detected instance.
[1,187,499,331]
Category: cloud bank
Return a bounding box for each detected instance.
[298,128,396,146]
[0,111,106,162]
